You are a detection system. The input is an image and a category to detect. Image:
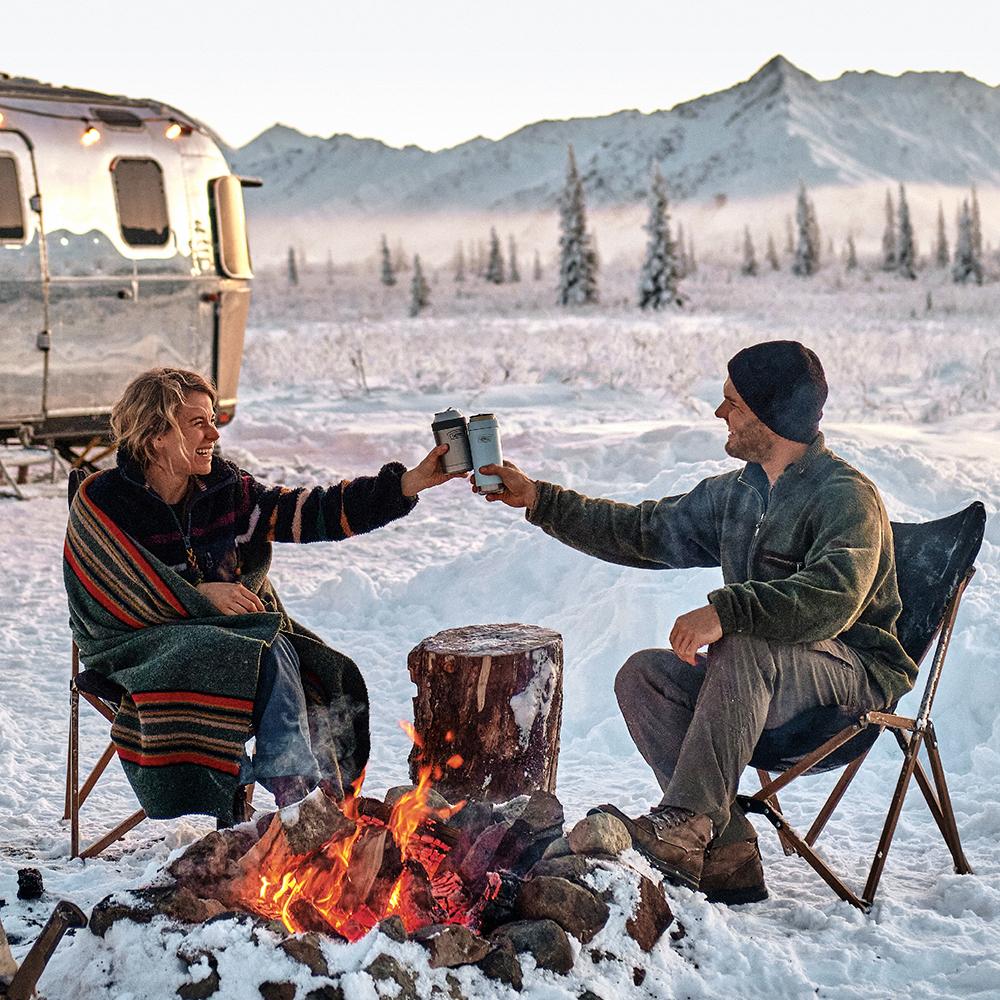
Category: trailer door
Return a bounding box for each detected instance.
[0,131,46,426]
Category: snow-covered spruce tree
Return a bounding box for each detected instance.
[896,184,916,279]
[638,165,682,309]
[952,200,983,285]
[971,185,983,263]
[533,250,542,281]
[557,145,598,305]
[485,227,505,284]
[379,235,396,286]
[409,254,430,315]
[845,234,858,271]
[287,246,299,286]
[765,233,780,271]
[453,242,465,282]
[792,183,819,276]
[741,227,758,276]
[508,235,520,282]
[881,189,896,271]
[934,202,949,268]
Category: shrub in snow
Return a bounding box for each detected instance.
[557,145,598,306]
[287,246,299,286]
[845,234,858,271]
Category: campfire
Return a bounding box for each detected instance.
[244,725,490,941]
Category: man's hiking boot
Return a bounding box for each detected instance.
[700,838,769,905]
[589,804,712,889]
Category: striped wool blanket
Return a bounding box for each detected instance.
[64,471,370,824]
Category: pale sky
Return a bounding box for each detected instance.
[5,0,999,151]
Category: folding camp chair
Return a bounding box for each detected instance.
[63,469,252,857]
[737,501,986,910]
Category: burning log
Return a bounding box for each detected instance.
[408,624,564,803]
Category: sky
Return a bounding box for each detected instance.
[4,0,1000,152]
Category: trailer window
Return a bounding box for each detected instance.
[0,157,25,241]
[211,176,252,278]
[111,158,169,246]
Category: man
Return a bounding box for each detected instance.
[478,341,915,904]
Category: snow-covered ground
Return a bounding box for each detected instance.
[2,266,998,998]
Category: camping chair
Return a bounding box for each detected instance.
[63,469,253,857]
[737,501,986,911]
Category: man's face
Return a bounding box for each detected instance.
[152,391,220,478]
[715,378,774,463]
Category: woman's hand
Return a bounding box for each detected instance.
[196,582,266,615]
[473,461,538,510]
[401,443,468,496]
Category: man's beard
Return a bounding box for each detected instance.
[724,422,773,463]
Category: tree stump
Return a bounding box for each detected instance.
[408,624,563,803]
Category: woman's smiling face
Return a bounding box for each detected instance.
[151,391,220,478]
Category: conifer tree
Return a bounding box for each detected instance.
[792,183,820,276]
[845,234,858,271]
[485,227,505,284]
[971,185,983,263]
[881,189,897,271]
[637,165,681,309]
[454,243,465,282]
[784,215,795,254]
[287,246,299,286]
[557,145,598,305]
[508,235,520,282]
[897,184,916,279]
[741,227,758,276]
[325,249,335,285]
[676,222,688,277]
[409,254,430,315]
[533,250,542,281]
[952,200,983,285]
[379,235,396,287]
[765,233,780,271]
[934,202,949,268]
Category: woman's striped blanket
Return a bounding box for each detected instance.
[63,471,370,824]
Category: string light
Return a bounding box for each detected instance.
[0,111,5,127]
[80,122,101,146]
[164,121,182,140]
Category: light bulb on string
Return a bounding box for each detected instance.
[80,123,101,146]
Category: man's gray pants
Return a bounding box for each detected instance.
[615,634,884,847]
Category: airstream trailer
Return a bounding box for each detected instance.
[0,74,256,456]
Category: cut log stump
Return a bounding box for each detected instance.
[408,624,563,803]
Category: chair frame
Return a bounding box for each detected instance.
[738,567,975,911]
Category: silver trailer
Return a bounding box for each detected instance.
[0,74,256,456]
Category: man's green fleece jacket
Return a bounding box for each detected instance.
[525,433,916,704]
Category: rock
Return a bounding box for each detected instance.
[161,887,227,925]
[625,875,674,952]
[567,814,631,857]
[475,871,522,935]
[366,953,417,998]
[515,876,609,943]
[89,890,164,937]
[477,945,523,991]
[384,784,453,813]
[304,986,345,1000]
[528,855,598,885]
[279,933,329,977]
[412,924,491,968]
[633,967,646,986]
[540,836,572,860]
[259,983,296,1000]
[490,919,574,975]
[377,915,407,942]
[579,992,606,1000]
[519,790,564,834]
[16,869,43,901]
[280,789,355,856]
[168,829,255,888]
[176,954,220,1000]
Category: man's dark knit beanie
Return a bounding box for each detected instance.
[727,341,828,444]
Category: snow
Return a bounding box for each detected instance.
[2,264,999,998]
[508,649,559,750]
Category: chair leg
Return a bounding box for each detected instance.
[806,750,869,847]
[79,810,147,860]
[756,769,795,856]
[69,685,80,858]
[78,744,117,809]
[923,722,973,875]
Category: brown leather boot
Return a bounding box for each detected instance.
[591,804,712,889]
[700,839,768,905]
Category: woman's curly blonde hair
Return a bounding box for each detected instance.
[110,368,217,468]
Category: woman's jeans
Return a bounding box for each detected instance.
[239,632,320,794]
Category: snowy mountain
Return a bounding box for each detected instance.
[230,56,1000,218]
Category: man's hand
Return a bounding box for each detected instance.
[473,461,538,509]
[401,444,469,497]
[670,604,723,665]
[197,582,266,616]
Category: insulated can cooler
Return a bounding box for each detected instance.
[468,413,504,493]
[431,408,473,474]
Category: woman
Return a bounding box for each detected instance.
[64,367,460,825]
